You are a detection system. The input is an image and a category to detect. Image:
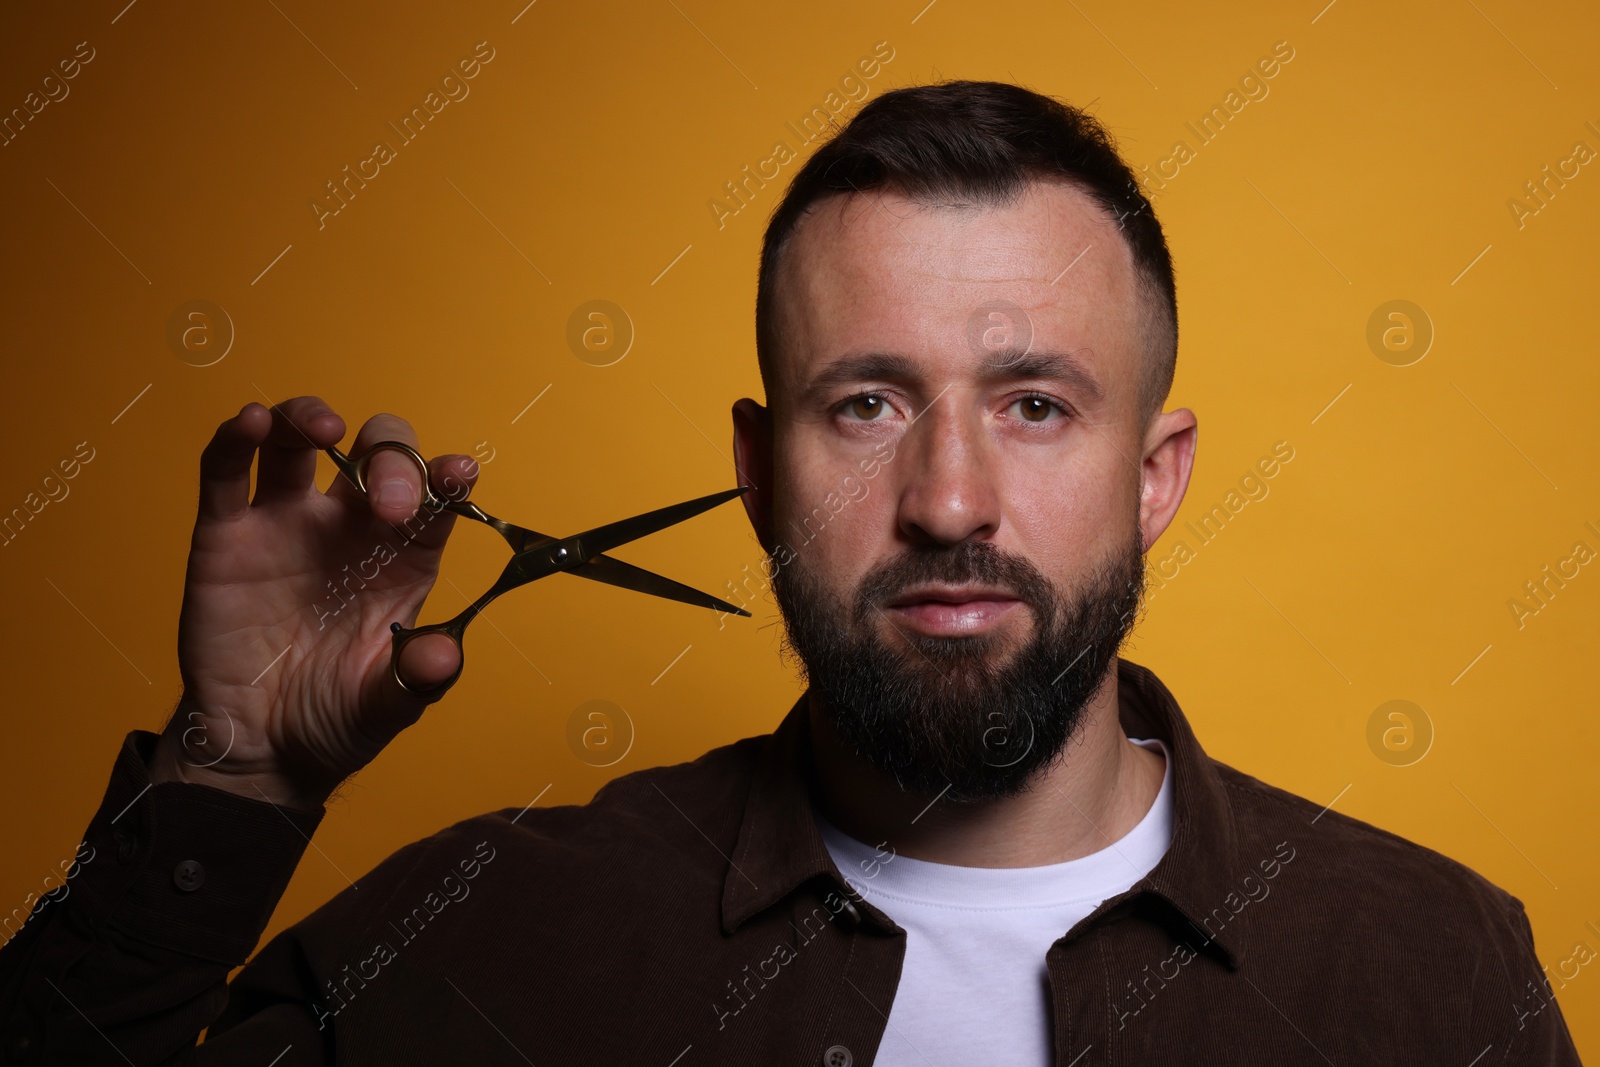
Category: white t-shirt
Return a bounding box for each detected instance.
[815,738,1174,1067]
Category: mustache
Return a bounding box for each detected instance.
[852,540,1054,619]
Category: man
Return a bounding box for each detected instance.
[0,81,1580,1065]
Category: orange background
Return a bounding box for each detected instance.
[1,0,1596,1052]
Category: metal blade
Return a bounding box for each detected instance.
[567,486,750,564]
[570,554,752,617]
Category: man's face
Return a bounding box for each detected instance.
[737,179,1172,802]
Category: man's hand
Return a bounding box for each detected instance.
[148,397,479,809]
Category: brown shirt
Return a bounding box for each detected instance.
[0,659,1582,1065]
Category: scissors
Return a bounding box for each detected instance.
[324,439,751,696]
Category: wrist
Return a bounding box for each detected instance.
[148,729,331,811]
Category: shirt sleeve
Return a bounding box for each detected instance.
[0,729,330,1065]
[1495,895,1583,1066]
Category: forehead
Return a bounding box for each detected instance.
[771,178,1145,406]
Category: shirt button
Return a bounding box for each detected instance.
[7,1029,39,1061]
[172,860,205,892]
[823,1044,852,1067]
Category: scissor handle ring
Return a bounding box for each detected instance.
[388,621,466,697]
[349,441,446,510]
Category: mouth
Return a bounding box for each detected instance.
[882,584,1024,636]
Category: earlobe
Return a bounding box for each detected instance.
[731,398,775,551]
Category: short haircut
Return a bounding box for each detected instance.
[755,79,1178,421]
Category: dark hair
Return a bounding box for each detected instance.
[755,79,1177,419]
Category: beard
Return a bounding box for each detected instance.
[770,521,1146,805]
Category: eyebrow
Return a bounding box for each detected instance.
[798,348,1106,408]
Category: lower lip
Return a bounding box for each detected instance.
[884,599,1023,636]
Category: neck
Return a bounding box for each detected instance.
[804,658,1167,867]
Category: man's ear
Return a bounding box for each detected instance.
[1138,407,1198,551]
[731,397,775,552]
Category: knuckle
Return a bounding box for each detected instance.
[368,455,414,487]
[358,412,416,446]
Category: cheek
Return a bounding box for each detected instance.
[1008,483,1090,575]
[774,447,895,592]
[1003,447,1136,567]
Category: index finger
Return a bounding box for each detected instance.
[199,399,345,523]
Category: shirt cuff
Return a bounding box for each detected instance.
[71,729,327,966]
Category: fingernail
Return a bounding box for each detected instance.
[376,480,413,510]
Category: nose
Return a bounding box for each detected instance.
[895,391,1002,547]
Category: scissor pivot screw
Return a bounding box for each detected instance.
[551,546,569,565]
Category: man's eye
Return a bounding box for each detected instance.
[841,394,893,421]
[1005,395,1066,423]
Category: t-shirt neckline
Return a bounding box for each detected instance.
[814,737,1174,911]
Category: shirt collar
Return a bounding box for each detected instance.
[719,657,1248,968]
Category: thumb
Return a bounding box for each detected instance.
[365,629,464,737]
[393,628,465,695]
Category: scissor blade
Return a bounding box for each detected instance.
[569,486,750,564]
[572,554,752,617]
